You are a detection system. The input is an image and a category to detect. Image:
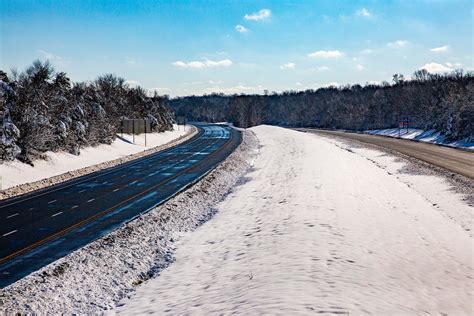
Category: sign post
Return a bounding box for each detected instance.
[176,116,187,131]
[120,119,151,146]
[399,115,409,137]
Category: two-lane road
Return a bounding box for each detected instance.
[0,123,241,288]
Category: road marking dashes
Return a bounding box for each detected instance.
[79,189,86,193]
[87,198,95,203]
[113,188,120,192]
[2,230,17,237]
[6,213,19,219]
[51,212,63,217]
[71,205,78,209]
[48,199,57,204]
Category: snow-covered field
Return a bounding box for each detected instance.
[118,125,473,315]
[0,124,190,190]
[366,128,474,150]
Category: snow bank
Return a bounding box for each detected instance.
[0,124,191,192]
[366,128,474,150]
[118,125,473,315]
[0,129,258,314]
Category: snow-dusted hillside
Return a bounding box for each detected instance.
[118,125,473,315]
[366,128,474,150]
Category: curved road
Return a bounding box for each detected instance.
[298,129,473,179]
[0,123,241,288]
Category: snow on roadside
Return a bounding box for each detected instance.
[0,129,258,314]
[366,128,474,150]
[322,138,473,237]
[0,124,190,190]
[117,125,473,315]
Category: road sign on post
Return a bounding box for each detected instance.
[399,115,410,137]
[120,119,151,144]
[176,116,187,131]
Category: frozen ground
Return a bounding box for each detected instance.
[366,128,474,150]
[0,124,190,191]
[118,125,473,315]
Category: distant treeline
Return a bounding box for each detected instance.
[171,70,474,141]
[0,60,174,164]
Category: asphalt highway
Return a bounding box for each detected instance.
[0,123,241,288]
[298,129,474,179]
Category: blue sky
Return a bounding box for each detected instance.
[1,0,472,96]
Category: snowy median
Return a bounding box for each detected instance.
[0,124,196,200]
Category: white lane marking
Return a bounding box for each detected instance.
[121,174,126,178]
[130,180,138,185]
[48,199,57,204]
[113,188,120,192]
[2,230,17,237]
[28,207,34,211]
[6,213,19,219]
[71,205,79,209]
[87,198,95,203]
[51,211,63,217]
[79,189,86,193]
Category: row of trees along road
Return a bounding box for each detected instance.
[0,60,174,164]
[170,70,473,141]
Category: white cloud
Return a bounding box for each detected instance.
[38,49,59,60]
[125,80,140,87]
[339,8,373,22]
[280,62,296,70]
[320,82,340,88]
[244,9,271,21]
[149,87,170,92]
[37,49,70,66]
[147,87,170,96]
[172,59,233,69]
[360,49,373,54]
[356,64,364,71]
[208,80,223,85]
[387,40,408,48]
[356,8,372,17]
[308,50,344,58]
[445,62,462,68]
[317,66,330,71]
[125,57,136,65]
[203,85,261,94]
[235,24,249,33]
[420,62,453,73]
[430,45,449,53]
